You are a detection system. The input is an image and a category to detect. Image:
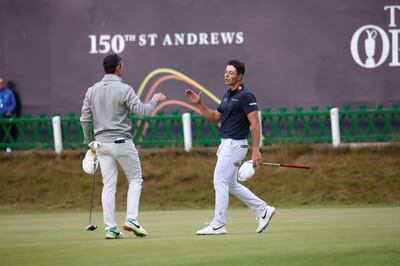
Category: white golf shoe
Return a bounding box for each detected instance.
[256,206,276,233]
[105,227,125,239]
[196,224,227,235]
[123,219,148,237]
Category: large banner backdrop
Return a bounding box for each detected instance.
[0,0,399,115]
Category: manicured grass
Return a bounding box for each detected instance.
[0,207,399,266]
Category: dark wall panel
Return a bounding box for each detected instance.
[1,0,399,115]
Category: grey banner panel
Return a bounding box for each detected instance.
[1,0,399,115]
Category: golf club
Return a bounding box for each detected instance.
[234,161,311,169]
[85,157,98,231]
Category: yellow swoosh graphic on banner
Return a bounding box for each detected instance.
[137,68,221,104]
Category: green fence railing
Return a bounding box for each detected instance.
[0,104,399,150]
[340,104,400,142]
[60,113,85,149]
[262,106,332,144]
[191,114,220,146]
[131,111,183,148]
[0,113,54,149]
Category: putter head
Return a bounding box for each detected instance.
[85,224,98,231]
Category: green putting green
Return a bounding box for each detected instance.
[0,207,399,266]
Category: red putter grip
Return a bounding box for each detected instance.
[280,163,311,169]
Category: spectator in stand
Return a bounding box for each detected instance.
[0,78,16,118]
[0,78,17,151]
[6,80,20,117]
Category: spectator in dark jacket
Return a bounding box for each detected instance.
[0,78,16,117]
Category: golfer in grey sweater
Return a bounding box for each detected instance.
[81,54,166,239]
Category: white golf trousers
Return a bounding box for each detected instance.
[96,139,142,230]
[212,138,267,227]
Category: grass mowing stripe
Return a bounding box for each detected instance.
[0,207,399,266]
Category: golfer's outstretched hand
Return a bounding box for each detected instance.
[185,89,202,104]
[154,92,166,102]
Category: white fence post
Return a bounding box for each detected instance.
[258,111,263,149]
[52,116,63,154]
[182,112,192,152]
[330,107,341,147]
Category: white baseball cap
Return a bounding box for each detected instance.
[82,149,99,174]
[238,160,255,181]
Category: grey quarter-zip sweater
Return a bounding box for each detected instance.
[80,74,159,143]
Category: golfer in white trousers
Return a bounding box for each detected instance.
[185,60,275,235]
[80,54,166,239]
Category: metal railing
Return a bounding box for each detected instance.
[339,104,400,142]
[1,104,399,150]
[132,111,183,147]
[262,106,332,144]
